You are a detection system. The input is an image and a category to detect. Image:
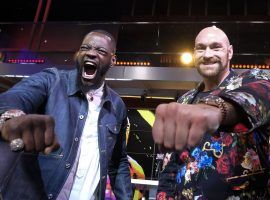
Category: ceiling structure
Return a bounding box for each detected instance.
[0,63,201,108]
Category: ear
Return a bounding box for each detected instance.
[228,45,233,60]
[110,54,116,67]
[73,51,79,62]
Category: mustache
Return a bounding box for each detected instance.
[200,58,219,64]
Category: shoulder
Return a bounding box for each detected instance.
[240,69,270,80]
[105,85,127,112]
[106,85,124,102]
[41,67,76,78]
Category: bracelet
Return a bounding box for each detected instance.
[0,109,26,131]
[198,96,228,124]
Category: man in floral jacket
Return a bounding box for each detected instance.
[153,26,270,200]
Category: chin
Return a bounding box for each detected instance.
[81,77,94,86]
[198,66,219,76]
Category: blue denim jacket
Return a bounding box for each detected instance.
[0,68,132,200]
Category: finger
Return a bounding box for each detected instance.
[33,121,45,152]
[163,103,178,149]
[1,119,22,141]
[44,116,60,155]
[152,104,166,144]
[44,116,55,147]
[187,121,206,148]
[157,144,171,153]
[175,113,189,151]
[44,138,60,155]
[22,126,35,152]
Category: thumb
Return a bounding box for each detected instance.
[44,139,60,155]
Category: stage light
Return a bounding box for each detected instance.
[232,64,270,69]
[7,59,45,64]
[116,60,151,66]
[180,52,193,65]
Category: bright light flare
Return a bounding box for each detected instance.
[180,52,193,65]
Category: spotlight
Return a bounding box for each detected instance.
[180,52,193,65]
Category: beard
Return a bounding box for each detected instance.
[196,59,229,79]
[197,64,222,78]
[75,60,110,92]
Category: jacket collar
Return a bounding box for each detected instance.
[178,69,238,104]
[67,69,81,96]
[195,69,238,93]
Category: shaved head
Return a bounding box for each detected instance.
[195,26,230,47]
[193,26,233,90]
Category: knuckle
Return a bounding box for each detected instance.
[155,104,166,117]
[175,141,185,150]
[175,144,183,151]
[4,119,21,133]
[164,141,174,149]
[167,103,176,114]
[24,141,34,152]
[44,115,55,126]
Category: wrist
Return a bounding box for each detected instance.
[197,96,228,124]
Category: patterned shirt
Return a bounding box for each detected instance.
[156,69,270,200]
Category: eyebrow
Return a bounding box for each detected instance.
[81,44,109,51]
[195,42,224,48]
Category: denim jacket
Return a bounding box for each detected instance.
[0,68,132,200]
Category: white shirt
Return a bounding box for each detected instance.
[57,83,104,200]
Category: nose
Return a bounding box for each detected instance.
[203,47,213,59]
[85,48,98,58]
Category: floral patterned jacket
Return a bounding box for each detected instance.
[156,69,270,200]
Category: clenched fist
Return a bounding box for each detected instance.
[152,102,222,152]
[1,114,60,154]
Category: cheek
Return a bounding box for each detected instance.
[193,54,202,62]
[101,56,111,63]
[220,56,228,65]
[75,55,83,64]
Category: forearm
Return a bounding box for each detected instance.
[219,83,270,130]
[202,69,270,130]
[221,98,252,129]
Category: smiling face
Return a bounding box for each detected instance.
[194,27,233,82]
[75,31,116,91]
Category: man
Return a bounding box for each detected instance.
[0,30,132,200]
[153,26,270,200]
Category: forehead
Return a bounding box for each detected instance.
[195,29,229,46]
[82,32,113,49]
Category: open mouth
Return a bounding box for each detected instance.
[82,61,97,80]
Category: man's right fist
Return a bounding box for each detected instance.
[1,114,60,154]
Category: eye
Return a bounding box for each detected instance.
[195,46,205,52]
[213,48,222,51]
[80,45,89,51]
[211,44,223,51]
[97,49,108,55]
[211,47,223,52]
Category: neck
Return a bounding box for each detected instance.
[81,81,105,93]
[203,69,230,92]
[86,83,104,102]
